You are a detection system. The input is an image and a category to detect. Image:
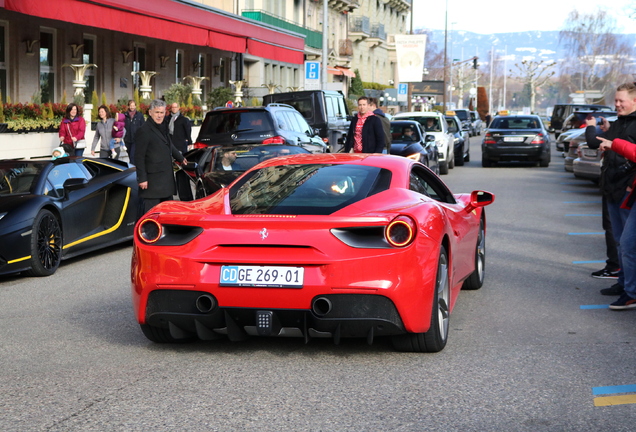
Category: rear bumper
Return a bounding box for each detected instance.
[144,289,405,342]
[482,144,549,161]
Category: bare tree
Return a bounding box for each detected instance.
[509,60,556,113]
[559,9,634,100]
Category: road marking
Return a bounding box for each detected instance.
[572,260,605,264]
[580,305,609,309]
[568,232,604,235]
[593,385,636,406]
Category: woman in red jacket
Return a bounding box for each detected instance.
[58,103,86,157]
[599,136,636,310]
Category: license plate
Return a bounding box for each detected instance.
[583,149,598,158]
[220,265,304,288]
[503,136,525,142]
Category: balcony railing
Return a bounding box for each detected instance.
[242,10,322,50]
[350,16,370,35]
[370,23,386,40]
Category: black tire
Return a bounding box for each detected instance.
[140,324,194,343]
[449,154,455,169]
[392,246,450,353]
[455,147,465,166]
[25,209,62,277]
[439,161,449,175]
[463,218,485,290]
[464,147,470,162]
[482,157,492,167]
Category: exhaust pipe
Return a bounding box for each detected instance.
[312,297,332,317]
[195,294,217,313]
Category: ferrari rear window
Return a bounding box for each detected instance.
[229,164,392,215]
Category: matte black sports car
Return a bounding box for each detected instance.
[389,120,440,175]
[176,144,311,200]
[0,157,139,276]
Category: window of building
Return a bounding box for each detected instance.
[39,29,55,103]
[175,49,184,83]
[83,35,96,104]
[0,22,7,101]
[219,57,226,84]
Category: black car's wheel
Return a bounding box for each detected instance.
[482,156,493,167]
[455,146,465,166]
[464,147,470,162]
[539,153,550,167]
[26,209,62,277]
[439,161,449,175]
[449,154,455,169]
[463,217,485,290]
[140,324,194,343]
[392,246,450,353]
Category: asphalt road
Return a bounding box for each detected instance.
[2,139,636,431]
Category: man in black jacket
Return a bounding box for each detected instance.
[166,102,193,154]
[586,82,636,303]
[135,99,187,214]
[124,100,145,164]
[344,96,385,153]
[369,97,392,153]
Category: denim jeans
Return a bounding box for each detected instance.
[607,192,636,298]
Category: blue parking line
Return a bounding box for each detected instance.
[573,260,605,264]
[593,384,636,395]
[565,214,601,217]
[581,305,610,309]
[568,232,605,235]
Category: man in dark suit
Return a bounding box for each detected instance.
[124,100,145,164]
[166,102,193,154]
[135,99,187,214]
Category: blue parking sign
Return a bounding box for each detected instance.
[398,83,408,95]
[305,61,320,80]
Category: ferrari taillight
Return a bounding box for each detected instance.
[385,215,417,247]
[193,142,208,149]
[138,218,163,244]
[262,136,285,144]
[483,133,496,144]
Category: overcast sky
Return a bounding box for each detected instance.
[414,0,636,34]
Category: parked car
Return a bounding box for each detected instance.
[555,128,585,152]
[573,143,601,183]
[451,109,474,136]
[131,153,494,352]
[470,111,483,136]
[176,144,311,200]
[445,114,470,165]
[561,110,616,135]
[263,90,350,151]
[481,114,551,167]
[193,104,328,154]
[550,103,612,137]
[0,157,138,276]
[393,111,455,174]
[564,132,587,172]
[389,120,440,175]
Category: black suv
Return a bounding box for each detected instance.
[194,104,328,154]
[263,90,350,151]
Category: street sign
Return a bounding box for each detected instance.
[397,83,408,102]
[225,100,233,108]
[304,61,320,90]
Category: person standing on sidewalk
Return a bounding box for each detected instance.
[124,100,145,164]
[586,83,636,304]
[344,96,385,154]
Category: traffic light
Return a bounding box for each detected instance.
[473,58,478,69]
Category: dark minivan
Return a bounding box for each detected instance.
[263,90,350,151]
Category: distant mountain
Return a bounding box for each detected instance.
[422,29,636,65]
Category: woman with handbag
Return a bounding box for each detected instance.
[91,105,117,159]
[58,103,87,157]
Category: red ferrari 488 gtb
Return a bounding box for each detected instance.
[132,153,494,352]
